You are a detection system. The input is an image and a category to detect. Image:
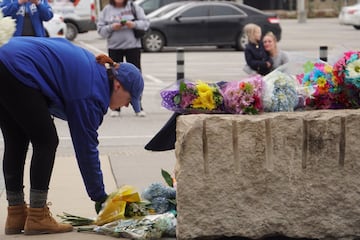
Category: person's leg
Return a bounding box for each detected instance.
[124,48,141,70]
[0,105,29,204]
[124,48,145,115]
[0,104,29,235]
[108,49,126,116]
[0,62,72,234]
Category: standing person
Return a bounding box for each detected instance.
[263,31,289,70]
[97,0,149,117]
[243,23,273,76]
[0,37,144,235]
[0,0,53,37]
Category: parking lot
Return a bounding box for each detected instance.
[1,17,360,200]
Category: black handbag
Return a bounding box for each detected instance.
[131,2,147,38]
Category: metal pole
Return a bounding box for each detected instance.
[297,0,306,23]
[176,48,184,81]
[319,46,328,62]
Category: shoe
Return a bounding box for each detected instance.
[24,205,73,235]
[110,110,120,117]
[5,203,27,235]
[136,111,146,117]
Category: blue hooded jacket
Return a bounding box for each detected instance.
[0,37,110,201]
[1,0,53,37]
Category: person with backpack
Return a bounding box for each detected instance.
[97,0,149,117]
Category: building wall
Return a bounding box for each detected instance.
[244,0,358,11]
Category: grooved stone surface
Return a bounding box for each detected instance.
[175,110,360,240]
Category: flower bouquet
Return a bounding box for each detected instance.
[0,11,16,47]
[95,185,143,226]
[142,183,176,214]
[332,51,360,108]
[221,75,263,114]
[296,61,343,109]
[79,212,177,239]
[141,169,176,214]
[160,80,224,114]
[262,69,299,112]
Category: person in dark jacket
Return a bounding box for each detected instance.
[0,37,144,235]
[1,0,53,37]
[243,23,273,76]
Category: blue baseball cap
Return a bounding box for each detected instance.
[113,63,144,113]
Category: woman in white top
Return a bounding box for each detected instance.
[263,31,289,70]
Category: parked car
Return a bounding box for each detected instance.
[135,0,182,15]
[142,1,281,52]
[44,13,67,38]
[49,0,98,41]
[146,1,185,18]
[339,3,360,30]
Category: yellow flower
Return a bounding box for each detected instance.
[331,76,338,87]
[196,81,212,94]
[324,64,333,74]
[317,77,327,88]
[192,81,216,110]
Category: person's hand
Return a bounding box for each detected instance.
[111,22,122,31]
[266,61,272,69]
[94,195,108,214]
[18,0,28,4]
[125,20,136,29]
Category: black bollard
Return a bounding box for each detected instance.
[319,46,328,62]
[176,48,184,81]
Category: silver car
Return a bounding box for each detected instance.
[339,3,360,29]
[44,13,67,38]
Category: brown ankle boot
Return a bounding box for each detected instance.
[5,203,28,235]
[24,206,73,235]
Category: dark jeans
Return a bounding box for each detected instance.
[0,62,58,192]
[108,48,143,112]
[108,48,142,70]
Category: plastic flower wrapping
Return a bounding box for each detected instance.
[222,75,263,114]
[95,185,143,226]
[58,169,177,239]
[332,51,360,108]
[160,80,224,113]
[262,69,299,112]
[0,10,16,47]
[142,183,176,214]
[89,212,176,239]
[296,61,344,109]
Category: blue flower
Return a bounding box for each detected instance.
[151,197,170,214]
[142,183,176,201]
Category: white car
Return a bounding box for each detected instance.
[339,3,360,29]
[44,13,67,38]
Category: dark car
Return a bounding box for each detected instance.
[135,0,182,15]
[141,1,282,52]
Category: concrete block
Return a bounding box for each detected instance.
[175,110,360,240]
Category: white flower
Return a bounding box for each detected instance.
[346,58,360,78]
[0,11,16,47]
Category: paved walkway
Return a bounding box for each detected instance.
[0,155,124,240]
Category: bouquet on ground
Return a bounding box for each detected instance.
[95,185,149,226]
[58,185,150,227]
[262,69,300,112]
[296,61,344,109]
[142,169,176,214]
[81,212,176,239]
[221,75,263,114]
[160,80,224,114]
[332,51,360,108]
